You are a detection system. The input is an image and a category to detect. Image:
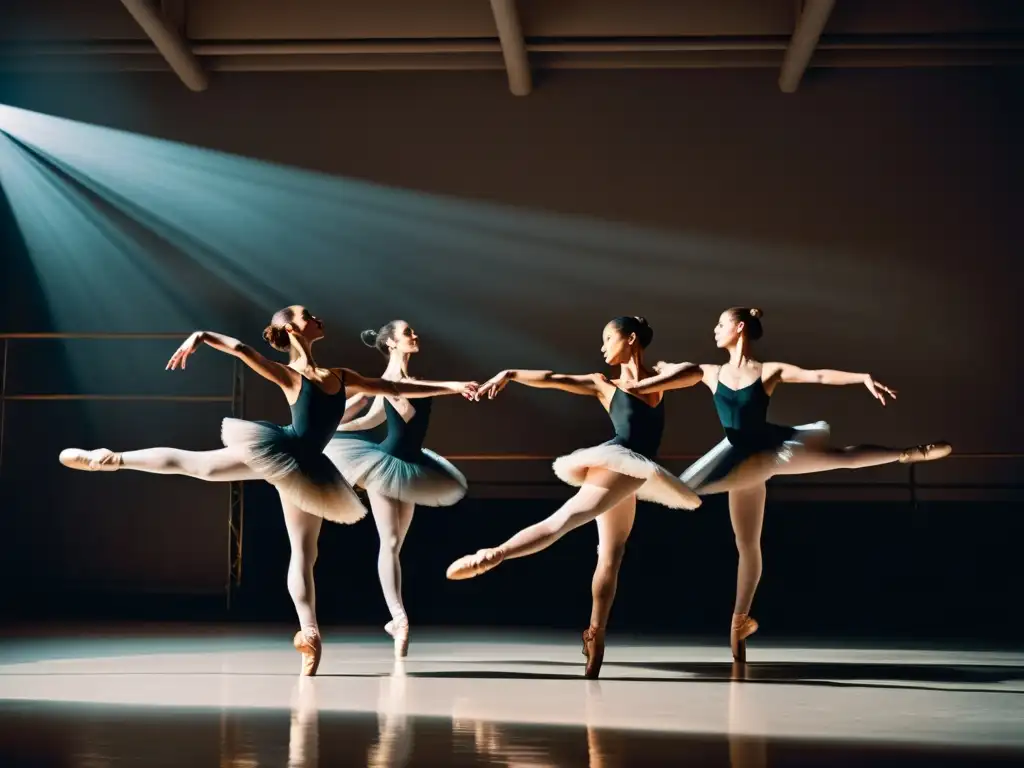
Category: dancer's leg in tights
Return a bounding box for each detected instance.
[698,444,908,497]
[118,446,259,481]
[730,483,767,616]
[496,469,644,560]
[282,500,323,635]
[369,493,416,624]
[589,493,637,631]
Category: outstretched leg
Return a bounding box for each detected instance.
[697,441,950,496]
[283,500,323,676]
[60,445,258,482]
[584,494,637,679]
[772,443,943,477]
[369,493,416,656]
[447,468,644,579]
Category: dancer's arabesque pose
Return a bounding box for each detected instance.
[626,307,951,660]
[446,316,701,678]
[59,305,477,675]
[326,320,469,657]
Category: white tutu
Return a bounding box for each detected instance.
[221,418,367,524]
[324,437,467,507]
[681,420,831,493]
[553,442,702,510]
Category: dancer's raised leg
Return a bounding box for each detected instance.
[283,501,324,676]
[698,442,951,496]
[60,445,258,481]
[447,469,644,579]
[584,493,637,679]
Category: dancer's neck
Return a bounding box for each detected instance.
[727,337,756,368]
[384,353,410,380]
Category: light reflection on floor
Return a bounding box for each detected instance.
[0,626,1022,766]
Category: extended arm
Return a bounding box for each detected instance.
[477,369,604,400]
[341,369,477,399]
[627,362,705,395]
[166,331,293,388]
[765,362,897,405]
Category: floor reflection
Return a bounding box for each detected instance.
[1,658,1021,767]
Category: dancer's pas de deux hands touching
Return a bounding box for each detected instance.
[474,370,511,401]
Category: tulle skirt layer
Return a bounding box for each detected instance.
[680,421,831,494]
[552,441,701,510]
[324,437,467,507]
[221,418,367,524]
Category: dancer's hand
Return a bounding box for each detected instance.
[864,376,897,406]
[653,361,669,373]
[452,381,479,400]
[166,332,205,370]
[476,371,511,400]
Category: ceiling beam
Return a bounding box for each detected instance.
[489,0,532,95]
[119,0,207,91]
[779,0,836,93]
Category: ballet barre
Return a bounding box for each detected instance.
[0,332,246,609]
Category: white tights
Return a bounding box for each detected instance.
[112,445,323,633]
[368,493,416,624]
[494,468,645,630]
[701,443,908,616]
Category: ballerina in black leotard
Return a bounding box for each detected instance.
[58,305,477,675]
[627,307,951,661]
[326,320,468,657]
[446,316,700,679]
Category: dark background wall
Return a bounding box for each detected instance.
[0,67,1020,640]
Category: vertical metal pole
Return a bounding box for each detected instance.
[227,357,245,611]
[0,339,9,476]
[909,463,918,509]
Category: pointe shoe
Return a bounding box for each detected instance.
[446,548,505,580]
[899,442,952,464]
[730,614,758,663]
[385,616,410,659]
[582,625,606,680]
[59,448,122,471]
[293,628,323,677]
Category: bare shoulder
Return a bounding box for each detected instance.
[700,363,721,387]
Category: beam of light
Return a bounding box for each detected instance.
[0,102,967,445]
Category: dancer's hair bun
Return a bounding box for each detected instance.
[263,324,289,351]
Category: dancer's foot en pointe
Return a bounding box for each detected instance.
[293,628,323,676]
[899,442,952,464]
[582,625,606,679]
[731,613,758,663]
[446,547,505,580]
[385,616,410,659]
[59,448,122,471]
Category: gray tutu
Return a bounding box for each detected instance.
[681,420,831,494]
[324,437,467,507]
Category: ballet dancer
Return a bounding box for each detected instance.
[58,305,477,675]
[446,316,701,678]
[326,320,469,657]
[627,306,951,660]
